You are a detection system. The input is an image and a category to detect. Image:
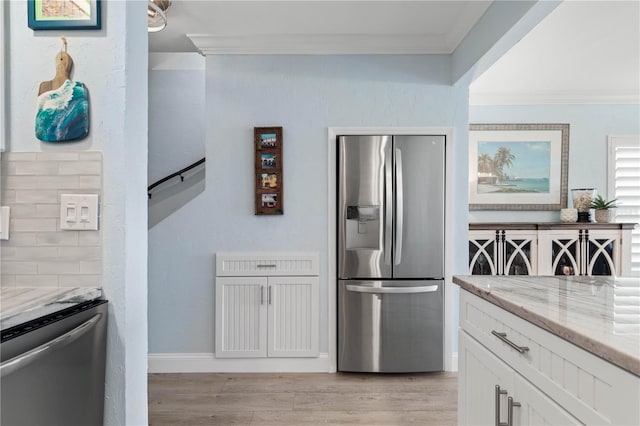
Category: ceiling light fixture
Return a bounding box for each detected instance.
[148,0,172,33]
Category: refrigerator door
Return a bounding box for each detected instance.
[338,135,392,279]
[392,135,445,279]
[338,279,443,372]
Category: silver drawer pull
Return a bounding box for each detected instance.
[345,284,438,294]
[507,397,521,426]
[491,330,529,353]
[495,385,508,426]
[257,264,277,268]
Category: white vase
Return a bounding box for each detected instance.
[560,208,577,223]
[594,209,611,223]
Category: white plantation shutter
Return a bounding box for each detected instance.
[608,135,640,273]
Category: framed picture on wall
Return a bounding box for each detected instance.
[28,0,102,30]
[254,127,283,215]
[469,123,569,210]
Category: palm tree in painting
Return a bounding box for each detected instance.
[477,153,494,174]
[493,147,516,182]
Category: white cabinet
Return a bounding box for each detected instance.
[215,253,319,358]
[469,223,634,276]
[458,290,640,426]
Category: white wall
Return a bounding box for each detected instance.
[469,104,640,223]
[148,54,470,365]
[4,1,148,424]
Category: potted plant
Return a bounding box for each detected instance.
[590,195,617,223]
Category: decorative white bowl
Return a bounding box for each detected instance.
[560,208,578,223]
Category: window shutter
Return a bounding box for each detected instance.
[608,135,640,273]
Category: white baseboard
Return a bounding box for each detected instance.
[148,352,331,373]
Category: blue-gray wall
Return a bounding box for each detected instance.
[148,55,470,355]
[469,104,640,223]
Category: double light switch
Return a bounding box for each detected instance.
[60,194,99,230]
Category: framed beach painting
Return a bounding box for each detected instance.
[28,0,101,30]
[469,124,569,210]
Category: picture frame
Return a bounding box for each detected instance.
[28,0,102,30]
[254,127,283,215]
[469,124,569,211]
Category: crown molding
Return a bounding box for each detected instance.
[469,91,640,106]
[186,33,454,55]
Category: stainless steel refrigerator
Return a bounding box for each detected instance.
[337,135,444,373]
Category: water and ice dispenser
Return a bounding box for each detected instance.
[345,205,380,250]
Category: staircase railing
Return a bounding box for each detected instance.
[148,157,205,199]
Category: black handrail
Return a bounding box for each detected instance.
[148,157,206,199]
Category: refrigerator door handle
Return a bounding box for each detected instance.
[345,284,438,294]
[394,148,404,265]
[384,150,393,266]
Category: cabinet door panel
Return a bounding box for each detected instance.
[267,276,319,357]
[458,331,513,426]
[512,373,581,426]
[215,277,268,358]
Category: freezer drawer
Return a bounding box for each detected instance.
[338,280,443,373]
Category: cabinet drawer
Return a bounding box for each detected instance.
[216,252,319,276]
[460,290,639,425]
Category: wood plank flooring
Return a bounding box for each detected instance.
[148,372,457,425]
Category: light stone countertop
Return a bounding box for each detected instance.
[0,287,102,331]
[453,275,640,377]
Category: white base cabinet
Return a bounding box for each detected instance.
[458,290,639,426]
[215,253,319,359]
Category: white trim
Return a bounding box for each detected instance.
[470,91,640,106]
[327,126,457,373]
[187,33,453,56]
[148,352,331,373]
[0,1,5,153]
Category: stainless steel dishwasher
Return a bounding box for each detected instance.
[1,299,108,426]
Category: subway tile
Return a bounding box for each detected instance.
[2,190,16,203]
[0,275,17,287]
[78,152,102,161]
[7,204,39,217]
[15,190,59,204]
[59,274,101,287]
[78,231,101,245]
[38,176,80,189]
[58,161,101,176]
[58,246,101,261]
[4,153,38,161]
[36,152,79,161]
[37,261,80,274]
[11,218,57,232]
[37,232,79,246]
[11,161,60,176]
[36,204,60,218]
[2,162,16,175]
[1,233,37,246]
[80,261,102,274]
[10,246,59,260]
[1,261,38,274]
[4,176,40,189]
[78,175,102,189]
[15,275,59,287]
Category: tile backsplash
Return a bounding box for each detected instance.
[1,152,102,287]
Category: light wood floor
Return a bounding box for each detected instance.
[148,372,457,425]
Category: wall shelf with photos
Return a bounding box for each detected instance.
[254,127,283,215]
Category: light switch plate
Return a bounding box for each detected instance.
[0,206,10,240]
[60,194,99,231]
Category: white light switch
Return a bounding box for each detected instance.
[0,206,10,240]
[60,194,99,230]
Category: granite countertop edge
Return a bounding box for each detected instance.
[453,276,640,377]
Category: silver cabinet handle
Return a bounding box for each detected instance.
[260,285,264,305]
[257,264,277,268]
[345,284,438,294]
[491,331,530,353]
[507,396,521,426]
[394,148,403,266]
[268,286,272,304]
[495,385,508,426]
[0,313,102,378]
[384,150,393,266]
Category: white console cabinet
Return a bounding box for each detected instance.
[215,252,319,358]
[469,223,634,276]
[458,290,639,426]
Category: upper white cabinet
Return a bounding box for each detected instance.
[215,252,319,358]
[469,223,634,276]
